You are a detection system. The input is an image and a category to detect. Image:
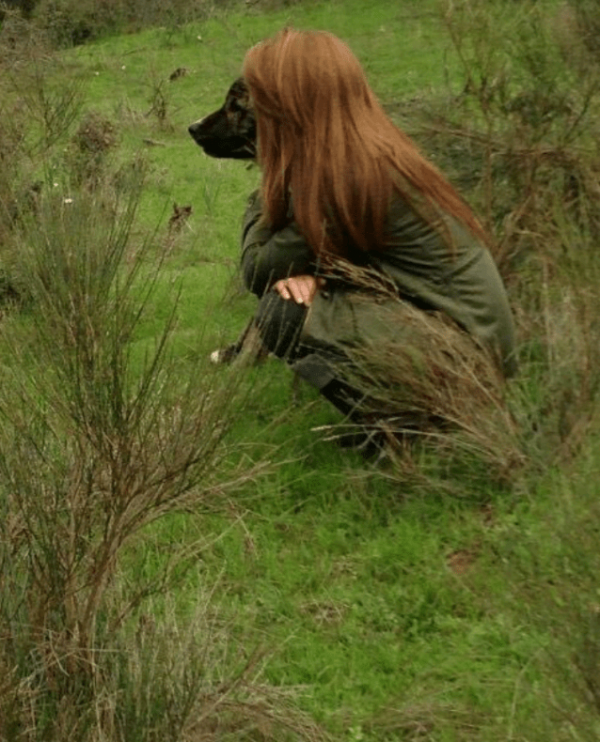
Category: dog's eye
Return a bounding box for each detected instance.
[229,100,242,113]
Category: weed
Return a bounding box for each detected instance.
[145,73,173,131]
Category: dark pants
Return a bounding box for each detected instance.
[254,290,308,361]
[254,290,362,418]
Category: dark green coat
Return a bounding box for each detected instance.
[241,189,517,388]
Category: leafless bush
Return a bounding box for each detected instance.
[0,31,330,732]
[0,45,83,154]
[369,4,600,729]
[0,165,330,740]
[418,0,600,275]
[145,74,174,131]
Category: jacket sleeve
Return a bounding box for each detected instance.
[241,190,316,297]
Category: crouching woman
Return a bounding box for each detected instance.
[240,28,516,430]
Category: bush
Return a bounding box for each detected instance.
[0,28,83,304]
[0,162,332,740]
[0,0,39,20]
[390,0,600,471]
[31,0,236,48]
[0,31,331,739]
[69,110,119,187]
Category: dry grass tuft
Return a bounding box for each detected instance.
[318,261,525,484]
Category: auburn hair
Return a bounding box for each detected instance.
[242,28,489,258]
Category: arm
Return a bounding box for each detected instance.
[241,190,316,297]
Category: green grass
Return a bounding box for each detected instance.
[72,0,600,734]
[3,0,600,739]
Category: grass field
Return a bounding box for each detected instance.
[2,0,600,739]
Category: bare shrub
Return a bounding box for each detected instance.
[0,4,43,58]
[373,6,600,728]
[421,0,600,274]
[0,34,84,305]
[0,35,328,730]
[1,172,243,656]
[2,51,83,154]
[510,236,600,466]
[0,165,331,740]
[145,74,174,131]
[0,0,39,19]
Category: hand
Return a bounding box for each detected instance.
[273,275,323,305]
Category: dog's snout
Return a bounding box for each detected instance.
[188,119,204,139]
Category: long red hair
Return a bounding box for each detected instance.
[243,28,488,258]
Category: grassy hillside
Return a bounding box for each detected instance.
[2,0,600,740]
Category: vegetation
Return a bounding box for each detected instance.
[1,0,600,739]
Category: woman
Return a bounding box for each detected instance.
[240,28,516,425]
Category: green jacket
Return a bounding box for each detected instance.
[241,189,517,386]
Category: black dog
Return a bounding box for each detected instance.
[189,78,265,364]
[188,77,256,161]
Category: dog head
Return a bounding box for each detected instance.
[188,77,256,160]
